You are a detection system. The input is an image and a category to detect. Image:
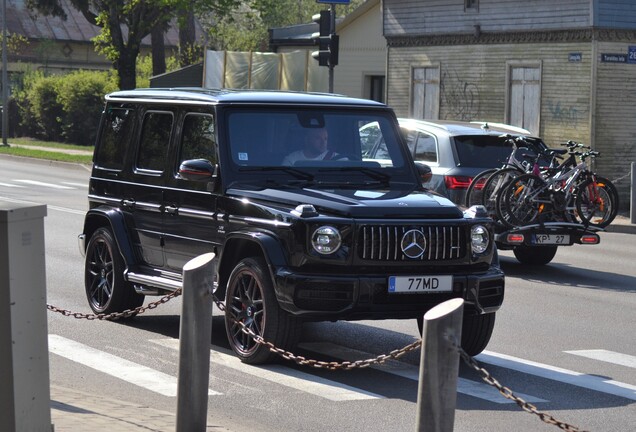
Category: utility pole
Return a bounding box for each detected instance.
[1,0,8,147]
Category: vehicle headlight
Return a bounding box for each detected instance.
[311,226,342,255]
[471,225,490,254]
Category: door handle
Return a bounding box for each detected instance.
[122,199,135,208]
[165,205,178,215]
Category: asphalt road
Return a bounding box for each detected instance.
[1,155,635,432]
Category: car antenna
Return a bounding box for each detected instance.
[481,122,489,130]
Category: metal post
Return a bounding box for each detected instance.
[2,0,9,146]
[328,3,336,93]
[415,298,464,432]
[631,162,635,224]
[176,253,216,432]
[0,203,52,432]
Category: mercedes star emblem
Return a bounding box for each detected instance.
[401,229,427,259]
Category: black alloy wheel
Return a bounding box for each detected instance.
[84,227,144,315]
[224,257,300,364]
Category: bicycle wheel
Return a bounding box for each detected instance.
[464,168,498,208]
[575,175,619,228]
[481,167,524,220]
[497,173,546,227]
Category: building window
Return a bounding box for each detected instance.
[465,0,479,11]
[367,75,385,103]
[411,66,440,120]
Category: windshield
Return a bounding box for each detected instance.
[224,108,413,185]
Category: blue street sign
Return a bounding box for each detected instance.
[628,46,636,64]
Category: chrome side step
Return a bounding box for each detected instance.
[127,271,182,294]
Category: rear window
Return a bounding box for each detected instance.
[453,135,550,168]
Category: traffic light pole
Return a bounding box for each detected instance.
[328,3,336,93]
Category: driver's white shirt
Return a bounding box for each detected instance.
[282,150,333,165]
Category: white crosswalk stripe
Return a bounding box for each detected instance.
[477,350,636,401]
[565,350,636,369]
[151,338,383,401]
[49,335,221,397]
[299,342,546,404]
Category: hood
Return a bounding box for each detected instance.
[227,186,463,219]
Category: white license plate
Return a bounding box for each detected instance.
[388,275,453,293]
[533,234,570,244]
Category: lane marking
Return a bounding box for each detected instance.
[300,342,546,404]
[62,182,88,188]
[565,350,636,369]
[477,351,636,401]
[0,196,85,215]
[49,335,221,397]
[152,339,382,401]
[14,179,74,189]
[0,182,25,188]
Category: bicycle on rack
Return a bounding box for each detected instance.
[495,143,619,228]
[464,135,566,220]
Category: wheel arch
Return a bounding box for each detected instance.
[82,208,137,268]
[217,231,288,299]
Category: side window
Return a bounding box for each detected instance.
[414,133,437,163]
[359,121,388,159]
[95,107,134,170]
[137,111,173,172]
[179,113,217,164]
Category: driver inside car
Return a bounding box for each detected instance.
[282,128,345,165]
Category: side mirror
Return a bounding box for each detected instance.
[178,159,217,181]
[414,162,433,184]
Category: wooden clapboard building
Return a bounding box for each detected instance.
[384,0,636,209]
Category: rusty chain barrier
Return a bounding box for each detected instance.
[47,289,588,431]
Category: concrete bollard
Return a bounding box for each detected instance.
[0,203,52,432]
[415,298,464,432]
[176,252,216,432]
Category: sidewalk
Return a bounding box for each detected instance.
[50,385,231,432]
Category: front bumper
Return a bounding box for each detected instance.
[273,266,504,320]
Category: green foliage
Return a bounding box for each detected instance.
[0,32,30,56]
[55,71,119,145]
[12,70,118,146]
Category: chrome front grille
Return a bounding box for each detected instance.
[358,225,465,261]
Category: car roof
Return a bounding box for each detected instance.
[106,87,388,108]
[397,118,536,138]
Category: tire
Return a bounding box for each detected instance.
[497,173,545,227]
[416,311,496,356]
[481,167,524,220]
[464,168,498,208]
[224,257,301,364]
[84,227,144,315]
[575,175,619,228]
[513,245,558,265]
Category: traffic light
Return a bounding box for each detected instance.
[311,10,331,66]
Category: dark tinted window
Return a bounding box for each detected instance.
[179,113,217,164]
[137,111,173,172]
[454,135,551,168]
[95,107,134,170]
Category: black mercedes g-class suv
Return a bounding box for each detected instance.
[79,88,505,364]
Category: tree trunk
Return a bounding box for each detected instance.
[178,8,196,67]
[151,25,167,76]
[116,49,138,90]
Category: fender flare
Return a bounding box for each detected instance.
[82,207,137,268]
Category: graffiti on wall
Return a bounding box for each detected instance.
[440,69,480,121]
[546,100,588,128]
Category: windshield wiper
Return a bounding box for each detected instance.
[317,166,391,183]
[238,166,314,181]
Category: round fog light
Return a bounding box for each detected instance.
[311,226,342,255]
[471,225,490,254]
